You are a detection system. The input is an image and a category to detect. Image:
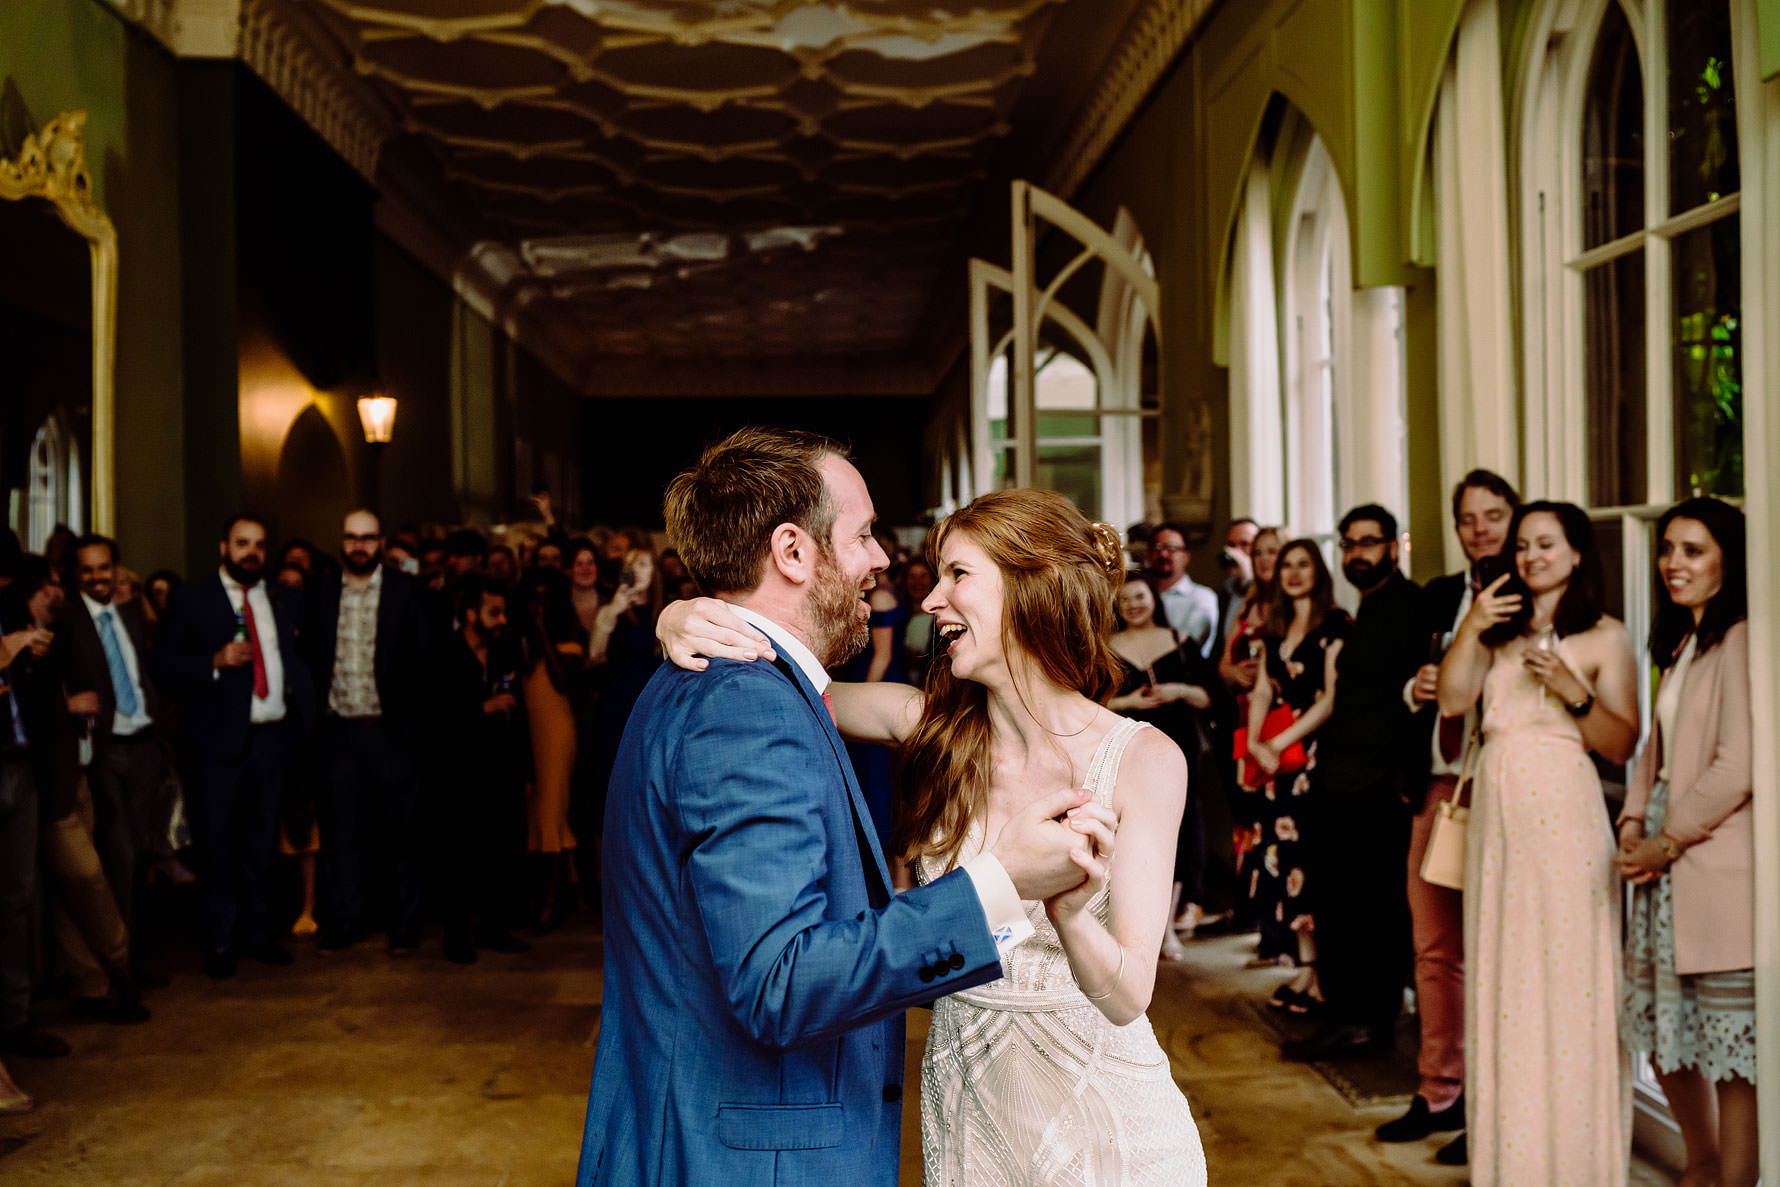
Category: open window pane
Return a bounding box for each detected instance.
[1667,0,1739,214]
[1671,215,1743,496]
[1582,250,1647,506]
[1581,2,1644,251]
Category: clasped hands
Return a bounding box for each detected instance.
[990,787,1117,922]
[1614,821,1673,884]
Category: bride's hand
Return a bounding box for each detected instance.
[1044,803,1116,924]
[656,597,777,671]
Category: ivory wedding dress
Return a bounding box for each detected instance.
[916,718,1208,1186]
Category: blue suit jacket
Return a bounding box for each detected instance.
[577,654,1002,1186]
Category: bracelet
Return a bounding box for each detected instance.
[1657,833,1684,864]
[1084,947,1126,1001]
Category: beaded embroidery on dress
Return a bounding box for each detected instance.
[916,717,1207,1186]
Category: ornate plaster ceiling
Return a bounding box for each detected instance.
[280,0,1073,376]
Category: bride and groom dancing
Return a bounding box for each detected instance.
[577,427,1207,1186]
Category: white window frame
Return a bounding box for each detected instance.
[967,185,1160,526]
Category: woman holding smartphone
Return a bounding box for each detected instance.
[1616,498,1757,1187]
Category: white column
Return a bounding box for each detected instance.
[1732,2,1780,1177]
[1435,0,1519,571]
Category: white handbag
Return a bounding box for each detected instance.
[1419,727,1480,892]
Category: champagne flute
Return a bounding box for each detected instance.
[1530,625,1557,702]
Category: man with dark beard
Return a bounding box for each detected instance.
[438,577,530,964]
[577,427,1089,1186]
[307,510,440,955]
[1281,503,1430,1062]
[155,515,314,979]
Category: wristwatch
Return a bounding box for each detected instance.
[1657,834,1683,864]
[1564,692,1594,718]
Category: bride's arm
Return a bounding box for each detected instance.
[658,596,924,744]
[827,681,924,746]
[1045,728,1186,1026]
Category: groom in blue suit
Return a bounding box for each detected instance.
[578,428,1092,1186]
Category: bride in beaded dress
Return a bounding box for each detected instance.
[663,488,1207,1186]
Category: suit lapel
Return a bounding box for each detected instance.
[768,656,894,907]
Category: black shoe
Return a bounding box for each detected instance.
[70,978,150,1025]
[442,939,478,965]
[1375,1094,1465,1142]
[240,942,293,967]
[316,929,357,953]
[109,974,150,1023]
[476,930,531,955]
[1434,1132,1467,1166]
[202,949,237,980]
[131,966,171,990]
[0,1024,71,1059]
[1280,1024,1391,1062]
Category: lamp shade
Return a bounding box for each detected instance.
[357,394,397,443]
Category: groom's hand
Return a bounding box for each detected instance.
[991,786,1093,901]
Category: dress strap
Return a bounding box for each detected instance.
[1086,718,1148,807]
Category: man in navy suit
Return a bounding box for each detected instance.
[577,428,1092,1186]
[155,515,313,979]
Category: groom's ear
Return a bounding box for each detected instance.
[766,522,814,586]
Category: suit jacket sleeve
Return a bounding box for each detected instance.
[1662,624,1753,847]
[675,667,1000,1052]
[154,587,219,692]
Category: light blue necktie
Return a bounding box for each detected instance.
[96,607,141,719]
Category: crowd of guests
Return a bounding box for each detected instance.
[1111,477,1756,1186]
[0,498,681,1116]
[0,471,1759,1186]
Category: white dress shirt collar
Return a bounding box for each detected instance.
[728,603,830,693]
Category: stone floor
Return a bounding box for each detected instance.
[0,915,1674,1185]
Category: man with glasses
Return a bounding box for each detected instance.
[1148,523,1220,657]
[1282,504,1429,1062]
[307,510,441,956]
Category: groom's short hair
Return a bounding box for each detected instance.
[664,426,848,596]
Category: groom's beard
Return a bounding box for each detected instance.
[811,551,871,669]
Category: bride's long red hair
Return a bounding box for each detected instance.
[894,488,1124,866]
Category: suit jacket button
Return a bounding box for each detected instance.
[949,953,965,970]
[882,1084,902,1103]
[918,966,934,983]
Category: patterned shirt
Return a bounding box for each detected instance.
[328,567,384,719]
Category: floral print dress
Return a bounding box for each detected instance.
[1249,611,1348,959]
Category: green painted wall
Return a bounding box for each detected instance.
[1067,0,1467,577]
[1,0,190,575]
[1763,0,1780,79]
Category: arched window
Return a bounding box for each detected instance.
[1228,108,1406,565]
[25,413,81,552]
[1527,0,1744,508]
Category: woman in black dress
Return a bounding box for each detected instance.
[1109,572,1232,960]
[1244,540,1347,1011]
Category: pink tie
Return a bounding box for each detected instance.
[821,690,837,726]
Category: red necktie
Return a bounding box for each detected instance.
[821,690,837,726]
[242,597,270,700]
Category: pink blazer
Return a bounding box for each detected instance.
[1620,621,1754,974]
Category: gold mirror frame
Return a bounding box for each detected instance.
[0,111,118,533]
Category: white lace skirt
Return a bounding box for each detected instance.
[920,983,1207,1187]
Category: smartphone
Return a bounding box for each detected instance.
[1475,551,1516,589]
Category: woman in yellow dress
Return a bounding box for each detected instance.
[518,565,582,926]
